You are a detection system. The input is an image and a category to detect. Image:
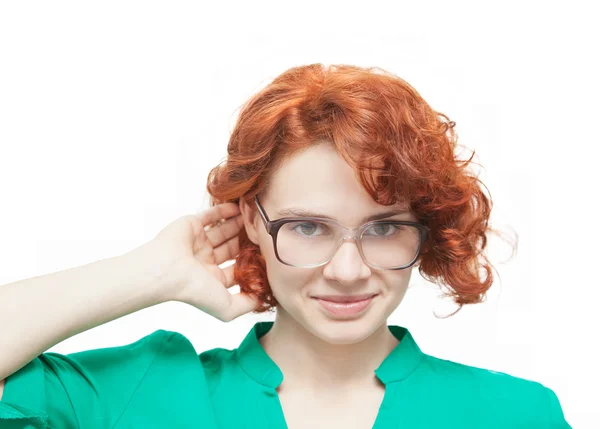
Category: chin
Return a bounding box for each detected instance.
[305,313,379,345]
[312,325,375,345]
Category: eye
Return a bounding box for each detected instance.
[364,223,401,237]
[291,222,329,237]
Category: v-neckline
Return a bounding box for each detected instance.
[269,380,397,429]
[263,378,404,429]
[234,321,425,429]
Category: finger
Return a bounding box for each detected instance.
[221,264,238,289]
[213,235,240,266]
[205,214,244,248]
[226,292,263,322]
[236,212,245,228]
[197,203,240,229]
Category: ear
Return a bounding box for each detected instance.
[239,197,261,245]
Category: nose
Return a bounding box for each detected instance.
[322,238,371,285]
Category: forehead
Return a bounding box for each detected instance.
[264,142,413,222]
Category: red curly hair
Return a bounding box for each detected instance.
[206,63,517,318]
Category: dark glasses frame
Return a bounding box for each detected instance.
[253,195,430,270]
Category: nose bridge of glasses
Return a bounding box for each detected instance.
[329,227,367,266]
[333,223,363,245]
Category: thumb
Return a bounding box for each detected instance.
[225,292,264,322]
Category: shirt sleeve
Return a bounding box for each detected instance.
[0,329,169,429]
[544,386,571,429]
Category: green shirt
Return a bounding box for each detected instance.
[0,321,570,428]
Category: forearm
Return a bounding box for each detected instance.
[0,242,171,381]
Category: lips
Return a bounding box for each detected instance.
[312,294,377,303]
[314,295,376,318]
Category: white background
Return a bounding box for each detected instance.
[0,1,597,427]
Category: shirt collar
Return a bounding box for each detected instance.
[235,321,425,388]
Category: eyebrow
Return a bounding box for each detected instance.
[275,207,411,224]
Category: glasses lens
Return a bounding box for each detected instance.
[360,222,421,268]
[277,221,339,267]
[276,220,421,269]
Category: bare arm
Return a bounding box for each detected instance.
[0,241,173,383]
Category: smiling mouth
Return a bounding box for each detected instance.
[312,293,378,303]
[313,295,377,317]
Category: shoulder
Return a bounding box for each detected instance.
[136,329,234,369]
[132,329,202,361]
[61,329,203,375]
[138,329,239,401]
[420,353,538,388]
[47,329,174,373]
[420,353,546,390]
[44,329,198,389]
[416,354,569,427]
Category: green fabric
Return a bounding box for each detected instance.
[1,321,570,428]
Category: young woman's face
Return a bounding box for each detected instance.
[240,142,419,344]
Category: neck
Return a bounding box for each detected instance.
[258,309,400,392]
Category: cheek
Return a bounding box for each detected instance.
[258,234,315,297]
[381,270,413,295]
[273,269,311,291]
[264,263,315,304]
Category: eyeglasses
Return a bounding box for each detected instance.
[254,196,429,270]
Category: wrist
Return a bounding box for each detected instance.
[122,241,180,304]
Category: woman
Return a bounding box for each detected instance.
[0,64,570,428]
